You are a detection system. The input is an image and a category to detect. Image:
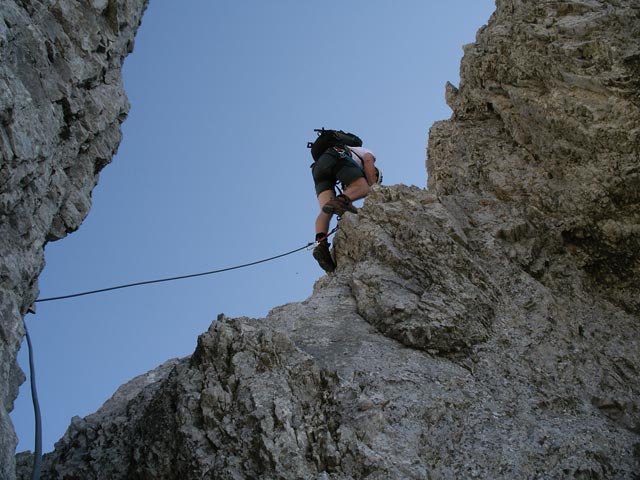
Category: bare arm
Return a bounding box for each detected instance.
[362,153,377,186]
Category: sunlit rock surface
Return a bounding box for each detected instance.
[10,0,640,478]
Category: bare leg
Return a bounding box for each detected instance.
[343,177,370,202]
[315,190,335,237]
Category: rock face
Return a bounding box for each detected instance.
[0,1,147,479]
[8,0,640,478]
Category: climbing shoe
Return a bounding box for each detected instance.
[322,194,357,216]
[313,241,336,273]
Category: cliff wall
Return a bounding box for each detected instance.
[0,1,147,479]
[6,0,640,479]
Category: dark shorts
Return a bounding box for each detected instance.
[311,149,365,196]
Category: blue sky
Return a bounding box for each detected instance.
[12,0,495,453]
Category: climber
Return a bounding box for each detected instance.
[311,144,378,272]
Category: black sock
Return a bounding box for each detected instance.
[315,233,328,242]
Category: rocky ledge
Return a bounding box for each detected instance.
[9,0,640,478]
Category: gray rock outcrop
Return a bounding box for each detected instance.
[7,0,640,478]
[0,1,147,479]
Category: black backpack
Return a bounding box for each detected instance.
[307,128,363,161]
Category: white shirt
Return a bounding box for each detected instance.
[346,146,375,169]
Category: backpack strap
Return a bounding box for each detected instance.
[349,147,363,163]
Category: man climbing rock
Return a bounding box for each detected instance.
[311,141,378,272]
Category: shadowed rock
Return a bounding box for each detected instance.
[0,1,148,478]
[7,0,640,478]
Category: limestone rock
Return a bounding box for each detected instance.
[337,186,498,356]
[428,0,640,313]
[8,0,640,478]
[0,1,148,479]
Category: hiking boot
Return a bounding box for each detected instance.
[313,241,336,273]
[322,194,357,216]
